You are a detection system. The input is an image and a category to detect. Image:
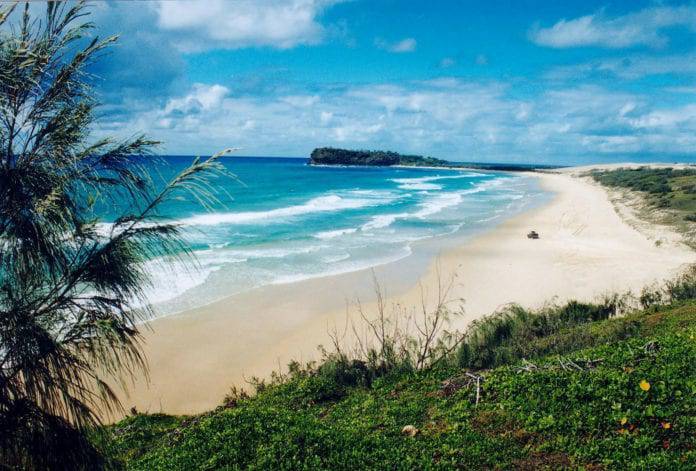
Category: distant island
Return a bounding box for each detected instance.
[309,147,450,168]
[308,147,562,172]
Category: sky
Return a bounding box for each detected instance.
[43,1,696,163]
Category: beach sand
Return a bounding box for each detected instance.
[113,170,696,418]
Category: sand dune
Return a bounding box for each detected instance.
[113,169,696,418]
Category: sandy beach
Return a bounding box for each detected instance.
[114,169,696,418]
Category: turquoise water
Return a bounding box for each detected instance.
[131,157,548,315]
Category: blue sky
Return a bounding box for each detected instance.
[75,1,696,163]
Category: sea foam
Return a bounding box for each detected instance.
[391,172,485,190]
[361,182,488,231]
[313,228,358,239]
[176,194,372,227]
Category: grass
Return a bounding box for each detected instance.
[589,167,696,225]
[456,296,625,370]
[97,271,696,470]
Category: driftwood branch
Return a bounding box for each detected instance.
[515,357,604,374]
[464,372,483,406]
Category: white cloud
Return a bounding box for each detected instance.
[102,79,521,156]
[619,102,636,117]
[545,52,696,81]
[97,79,696,162]
[598,54,696,79]
[665,86,696,94]
[155,0,342,51]
[439,57,455,68]
[630,104,696,129]
[375,37,417,53]
[281,95,321,107]
[163,84,229,115]
[320,111,333,124]
[530,6,696,49]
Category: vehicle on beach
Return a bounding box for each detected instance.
[527,230,540,239]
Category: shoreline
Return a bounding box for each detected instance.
[113,170,696,419]
[147,172,546,320]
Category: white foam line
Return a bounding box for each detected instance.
[391,173,486,186]
[361,185,488,231]
[397,182,443,191]
[270,246,413,286]
[177,195,371,227]
[313,228,358,239]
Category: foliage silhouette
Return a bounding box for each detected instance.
[0,2,231,468]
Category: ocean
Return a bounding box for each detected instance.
[119,156,549,316]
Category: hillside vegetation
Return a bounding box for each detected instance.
[99,271,696,470]
[309,147,452,167]
[590,167,696,224]
[308,147,561,171]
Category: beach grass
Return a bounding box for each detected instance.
[589,167,696,228]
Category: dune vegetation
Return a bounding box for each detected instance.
[98,269,696,470]
[590,167,696,225]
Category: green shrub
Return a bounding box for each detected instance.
[556,299,617,323]
[456,297,621,369]
[640,285,664,310]
[664,268,696,303]
[638,268,696,309]
[297,356,374,403]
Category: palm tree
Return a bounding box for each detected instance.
[0,2,230,468]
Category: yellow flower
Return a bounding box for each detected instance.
[639,380,651,391]
[620,417,628,425]
[661,422,671,430]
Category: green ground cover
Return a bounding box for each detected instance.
[100,279,696,470]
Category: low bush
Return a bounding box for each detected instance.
[640,266,696,309]
[456,296,623,369]
[292,355,384,404]
[664,266,696,303]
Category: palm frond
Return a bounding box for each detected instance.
[0,2,234,468]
